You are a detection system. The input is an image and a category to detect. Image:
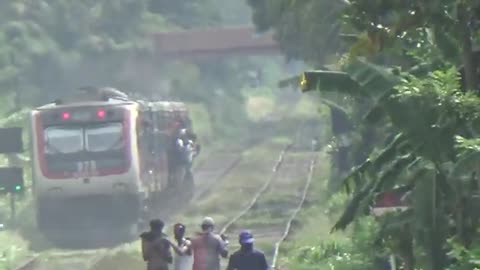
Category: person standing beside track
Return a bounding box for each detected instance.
[140,219,174,270]
[226,231,269,270]
[172,217,228,270]
[171,223,193,270]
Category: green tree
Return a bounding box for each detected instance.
[147,0,221,27]
[247,0,345,65]
[0,0,168,110]
[251,0,480,269]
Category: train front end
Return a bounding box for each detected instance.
[30,101,144,238]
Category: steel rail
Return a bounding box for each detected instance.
[270,156,317,269]
[219,143,293,235]
[13,255,40,270]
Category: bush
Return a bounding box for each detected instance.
[285,207,383,269]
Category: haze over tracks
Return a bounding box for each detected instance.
[151,150,243,223]
[219,148,318,268]
[14,250,104,270]
[14,149,244,270]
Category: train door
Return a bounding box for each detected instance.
[152,109,169,191]
[136,108,155,193]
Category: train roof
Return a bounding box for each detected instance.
[34,100,135,111]
[33,87,137,111]
[149,101,188,112]
[149,101,173,111]
[170,102,187,110]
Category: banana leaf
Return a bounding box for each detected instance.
[317,96,353,133]
[332,177,378,232]
[339,133,408,191]
[299,70,362,96]
[363,90,392,124]
[374,154,417,192]
[450,151,480,178]
[278,75,300,88]
[296,58,401,105]
[343,59,401,99]
[332,146,418,231]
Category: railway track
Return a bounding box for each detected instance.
[13,148,244,270]
[219,144,318,269]
[219,143,292,235]
[13,250,105,270]
[14,136,312,270]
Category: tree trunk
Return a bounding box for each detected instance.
[401,227,415,270]
[429,172,448,270]
[457,3,477,92]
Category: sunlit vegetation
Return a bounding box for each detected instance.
[248,0,480,269]
[0,1,294,268]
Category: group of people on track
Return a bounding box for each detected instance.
[140,217,269,270]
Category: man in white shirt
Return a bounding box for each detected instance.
[172,223,193,270]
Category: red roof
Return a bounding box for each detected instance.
[152,26,279,56]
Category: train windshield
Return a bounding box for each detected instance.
[43,122,127,175]
[45,127,83,154]
[85,123,123,152]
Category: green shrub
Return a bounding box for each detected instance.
[284,203,382,269]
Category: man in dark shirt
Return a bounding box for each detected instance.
[140,219,173,270]
[226,230,269,270]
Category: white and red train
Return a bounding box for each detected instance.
[28,88,194,240]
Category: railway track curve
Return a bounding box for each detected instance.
[218,143,318,269]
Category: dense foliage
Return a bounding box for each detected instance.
[247,0,480,269]
[0,0,260,140]
[0,0,171,109]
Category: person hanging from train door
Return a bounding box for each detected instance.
[165,109,182,189]
[177,128,200,183]
[226,231,269,270]
[172,217,228,270]
[170,223,193,270]
[167,127,184,189]
[140,219,174,270]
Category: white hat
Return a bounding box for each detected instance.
[201,216,215,227]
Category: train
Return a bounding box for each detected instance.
[29,87,197,241]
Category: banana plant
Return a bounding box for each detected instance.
[295,58,480,269]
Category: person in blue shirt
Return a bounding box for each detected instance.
[226,230,269,270]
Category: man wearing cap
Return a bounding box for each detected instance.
[189,217,229,270]
[226,231,269,270]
